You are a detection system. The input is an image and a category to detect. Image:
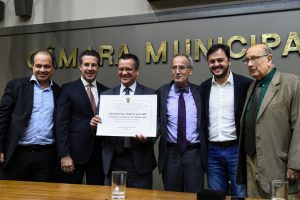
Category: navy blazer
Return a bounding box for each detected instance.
[0,77,60,167]
[156,81,208,173]
[200,73,252,141]
[55,79,108,164]
[101,82,157,176]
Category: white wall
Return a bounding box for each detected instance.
[0,0,156,27]
[0,0,260,28]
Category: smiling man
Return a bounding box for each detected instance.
[0,50,60,182]
[157,54,207,192]
[200,44,251,197]
[237,44,300,198]
[90,53,157,189]
[55,49,108,185]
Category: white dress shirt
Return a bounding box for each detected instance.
[208,71,237,142]
[120,82,137,95]
[81,77,99,105]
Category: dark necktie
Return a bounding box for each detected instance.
[124,87,131,95]
[177,88,187,152]
[244,83,260,156]
[116,87,132,153]
[87,84,96,114]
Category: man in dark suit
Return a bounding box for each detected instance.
[200,44,251,197]
[90,53,156,189]
[0,50,60,181]
[157,54,207,192]
[55,49,108,185]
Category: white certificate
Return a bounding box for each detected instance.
[96,95,157,137]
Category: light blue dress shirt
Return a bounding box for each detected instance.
[19,75,54,145]
[166,84,200,144]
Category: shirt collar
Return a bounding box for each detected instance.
[120,81,137,93]
[174,82,189,93]
[257,68,276,87]
[30,75,53,88]
[211,70,233,86]
[81,77,97,88]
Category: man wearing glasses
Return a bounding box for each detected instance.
[157,54,207,192]
[90,53,157,189]
[237,44,300,198]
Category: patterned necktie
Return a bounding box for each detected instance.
[116,87,132,153]
[124,87,131,95]
[87,84,96,114]
[177,88,187,152]
[244,83,260,156]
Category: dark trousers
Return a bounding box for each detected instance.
[0,145,55,182]
[105,149,153,189]
[61,141,104,185]
[162,145,204,193]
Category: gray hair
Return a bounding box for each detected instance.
[172,54,193,69]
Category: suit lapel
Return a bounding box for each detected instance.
[233,74,239,119]
[77,79,94,114]
[241,81,255,127]
[134,83,143,95]
[23,78,34,119]
[256,71,280,121]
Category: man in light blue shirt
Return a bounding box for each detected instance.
[157,54,207,192]
[0,50,60,181]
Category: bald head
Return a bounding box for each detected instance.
[244,44,273,80]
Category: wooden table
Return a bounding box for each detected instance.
[0,180,268,200]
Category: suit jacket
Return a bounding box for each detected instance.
[101,82,157,175]
[55,79,108,164]
[200,73,252,141]
[157,81,208,173]
[237,70,300,193]
[0,77,60,167]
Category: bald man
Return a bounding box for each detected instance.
[237,44,300,198]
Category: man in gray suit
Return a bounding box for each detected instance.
[157,54,207,192]
[90,53,156,189]
[237,44,300,198]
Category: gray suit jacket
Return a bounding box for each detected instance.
[237,70,300,193]
[156,81,208,173]
[101,82,157,175]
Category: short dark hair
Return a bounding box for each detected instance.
[79,49,100,66]
[207,44,231,60]
[31,50,56,66]
[118,53,140,69]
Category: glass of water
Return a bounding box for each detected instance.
[111,171,127,199]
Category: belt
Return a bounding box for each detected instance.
[209,140,238,147]
[167,142,201,149]
[17,144,54,152]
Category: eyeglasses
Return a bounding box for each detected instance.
[118,68,136,73]
[242,54,269,65]
[170,66,190,71]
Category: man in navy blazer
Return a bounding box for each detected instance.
[157,54,207,192]
[56,50,108,185]
[200,44,251,197]
[0,50,60,181]
[90,53,156,189]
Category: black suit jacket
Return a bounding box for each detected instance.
[101,82,157,176]
[55,79,108,164]
[200,73,252,141]
[0,77,60,167]
[156,81,208,173]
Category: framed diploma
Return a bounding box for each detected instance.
[96,95,157,137]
